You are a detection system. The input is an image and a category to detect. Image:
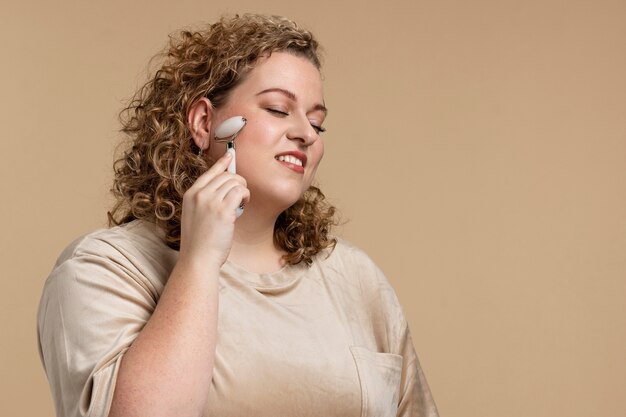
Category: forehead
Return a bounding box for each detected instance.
[236,52,324,101]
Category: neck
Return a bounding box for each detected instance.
[228,201,286,274]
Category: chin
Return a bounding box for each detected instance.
[253,182,307,213]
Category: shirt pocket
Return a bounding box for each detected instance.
[350,346,403,417]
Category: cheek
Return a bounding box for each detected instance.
[233,124,275,176]
[237,119,277,152]
[310,141,325,168]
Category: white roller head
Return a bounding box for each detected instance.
[215,116,247,141]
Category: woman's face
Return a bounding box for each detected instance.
[206,52,326,213]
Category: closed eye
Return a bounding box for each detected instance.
[266,108,289,116]
[311,124,326,134]
[266,108,325,134]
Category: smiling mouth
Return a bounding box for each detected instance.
[275,154,304,167]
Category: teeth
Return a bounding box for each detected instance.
[276,155,303,166]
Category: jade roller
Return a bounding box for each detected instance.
[214,116,247,217]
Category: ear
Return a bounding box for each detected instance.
[188,98,215,152]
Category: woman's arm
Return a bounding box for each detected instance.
[108,152,249,417]
[107,259,220,417]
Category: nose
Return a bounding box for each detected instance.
[286,114,318,146]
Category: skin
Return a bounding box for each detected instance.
[108,52,326,417]
[191,51,326,272]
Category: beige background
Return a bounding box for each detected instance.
[1,0,624,416]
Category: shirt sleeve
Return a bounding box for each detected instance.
[363,253,440,417]
[395,323,439,417]
[37,239,157,417]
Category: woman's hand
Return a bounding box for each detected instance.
[178,152,250,269]
[109,154,243,417]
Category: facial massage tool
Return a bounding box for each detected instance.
[214,115,247,217]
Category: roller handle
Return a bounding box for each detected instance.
[226,144,243,217]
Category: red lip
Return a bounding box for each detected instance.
[274,151,307,174]
[274,151,307,167]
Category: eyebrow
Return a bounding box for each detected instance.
[256,88,328,115]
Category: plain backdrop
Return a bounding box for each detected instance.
[1,1,625,416]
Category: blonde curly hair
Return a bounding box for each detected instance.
[108,14,337,266]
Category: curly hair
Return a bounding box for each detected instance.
[108,14,337,266]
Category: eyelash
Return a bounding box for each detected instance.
[267,108,289,116]
[266,108,326,134]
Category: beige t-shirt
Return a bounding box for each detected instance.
[37,220,438,417]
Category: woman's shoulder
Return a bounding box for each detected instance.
[46,220,176,290]
[323,237,383,272]
[317,237,391,291]
[317,237,409,331]
[54,220,168,264]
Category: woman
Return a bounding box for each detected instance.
[37,14,439,417]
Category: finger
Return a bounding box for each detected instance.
[189,152,233,190]
[212,178,248,204]
[223,186,251,212]
[198,172,247,198]
[239,189,251,207]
